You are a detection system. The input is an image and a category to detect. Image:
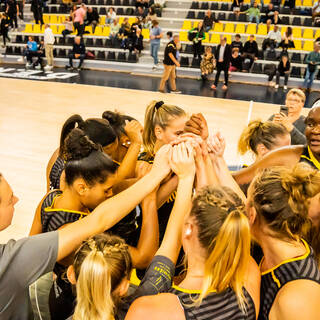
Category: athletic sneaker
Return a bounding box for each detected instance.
[284,85,288,90]
[26,62,32,68]
[66,65,73,70]
[170,89,181,94]
[35,64,41,70]
[274,84,279,89]
[158,89,165,93]
[44,65,52,71]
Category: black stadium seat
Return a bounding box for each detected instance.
[128,52,138,62]
[201,2,209,10]
[58,37,66,45]
[5,46,13,55]
[281,16,289,25]
[291,66,301,78]
[16,35,23,43]
[117,52,127,62]
[252,63,262,74]
[95,39,104,47]
[185,44,193,54]
[291,52,301,63]
[98,0,105,4]
[292,17,301,26]
[197,11,205,19]
[180,56,189,67]
[187,11,195,19]
[125,8,134,15]
[191,57,200,68]
[217,12,226,21]
[123,0,129,5]
[51,6,57,13]
[210,2,218,10]
[58,49,66,58]
[116,7,124,15]
[99,7,106,15]
[85,38,94,46]
[105,38,113,47]
[107,51,116,61]
[220,3,229,11]
[114,0,121,6]
[280,7,290,14]
[304,18,313,27]
[266,50,277,61]
[106,0,112,5]
[14,46,21,55]
[191,1,199,9]
[97,51,106,60]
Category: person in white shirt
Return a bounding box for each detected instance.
[43,24,55,71]
[262,25,281,51]
[106,7,116,25]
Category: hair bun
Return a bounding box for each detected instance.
[102,111,123,127]
[63,128,99,161]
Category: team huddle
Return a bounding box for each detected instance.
[0,98,320,320]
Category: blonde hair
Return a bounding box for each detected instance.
[72,234,132,320]
[238,120,288,155]
[190,186,251,312]
[142,100,186,157]
[287,88,306,103]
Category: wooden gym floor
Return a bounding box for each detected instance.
[0,78,310,242]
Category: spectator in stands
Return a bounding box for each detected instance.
[147,7,157,21]
[135,0,149,9]
[119,17,131,37]
[70,4,77,16]
[62,16,73,38]
[131,27,144,54]
[142,16,152,29]
[243,2,260,24]
[262,25,281,51]
[166,31,172,40]
[264,3,280,30]
[159,34,181,93]
[269,88,306,145]
[203,10,215,32]
[231,34,243,53]
[136,6,146,18]
[16,0,24,21]
[313,0,320,22]
[0,13,10,47]
[72,3,86,36]
[189,22,205,60]
[109,18,120,45]
[30,0,43,25]
[44,24,55,71]
[150,20,163,69]
[200,46,215,80]
[25,36,42,69]
[106,7,116,25]
[279,26,295,52]
[229,47,242,72]
[242,34,258,71]
[231,0,243,18]
[268,53,291,90]
[6,0,18,29]
[67,36,86,71]
[303,43,320,91]
[85,7,99,33]
[211,36,232,90]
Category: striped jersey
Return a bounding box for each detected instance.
[49,156,65,190]
[258,240,320,320]
[169,285,256,320]
[300,145,320,170]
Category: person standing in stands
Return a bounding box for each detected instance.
[72,3,86,36]
[85,7,99,33]
[6,0,18,29]
[0,13,10,47]
[159,34,181,93]
[189,21,205,60]
[44,24,55,71]
[66,36,86,71]
[211,36,231,91]
[31,0,43,25]
[303,43,320,91]
[150,20,163,70]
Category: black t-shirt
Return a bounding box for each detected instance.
[231,40,243,53]
[163,40,177,65]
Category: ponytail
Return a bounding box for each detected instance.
[199,210,251,312]
[238,120,288,155]
[143,100,186,157]
[73,234,132,320]
[59,114,84,157]
[102,110,135,138]
[190,186,251,312]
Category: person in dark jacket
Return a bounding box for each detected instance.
[6,0,18,29]
[189,22,205,59]
[203,10,217,32]
[229,47,242,72]
[0,13,10,46]
[268,54,291,90]
[31,0,43,25]
[85,7,99,33]
[242,34,258,70]
[231,34,243,53]
[211,36,232,90]
[66,36,86,71]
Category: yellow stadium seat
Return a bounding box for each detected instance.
[94,26,104,36]
[246,23,256,34]
[315,29,320,39]
[43,15,50,24]
[296,0,302,5]
[235,23,245,34]
[210,33,220,44]
[292,28,302,38]
[281,26,287,36]
[213,22,223,33]
[57,25,65,34]
[99,16,105,25]
[202,32,210,43]
[257,24,267,35]
[33,24,42,33]
[293,40,302,50]
[303,40,314,51]
[23,24,33,33]
[303,29,314,39]
[103,26,110,36]
[59,15,66,23]
[128,17,136,25]
[224,23,234,34]
[142,28,149,40]
[243,0,250,3]
[84,25,93,34]
[225,34,232,44]
[182,20,192,30]
[303,0,312,6]
[179,31,188,42]
[193,21,199,28]
[118,17,124,25]
[51,25,58,34]
[50,15,59,24]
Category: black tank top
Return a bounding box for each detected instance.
[299,146,320,170]
[169,285,256,320]
[138,152,176,242]
[49,157,65,190]
[258,240,320,320]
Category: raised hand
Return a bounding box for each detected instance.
[185,113,209,140]
[169,142,196,179]
[125,120,143,145]
[152,144,172,177]
[207,132,226,158]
